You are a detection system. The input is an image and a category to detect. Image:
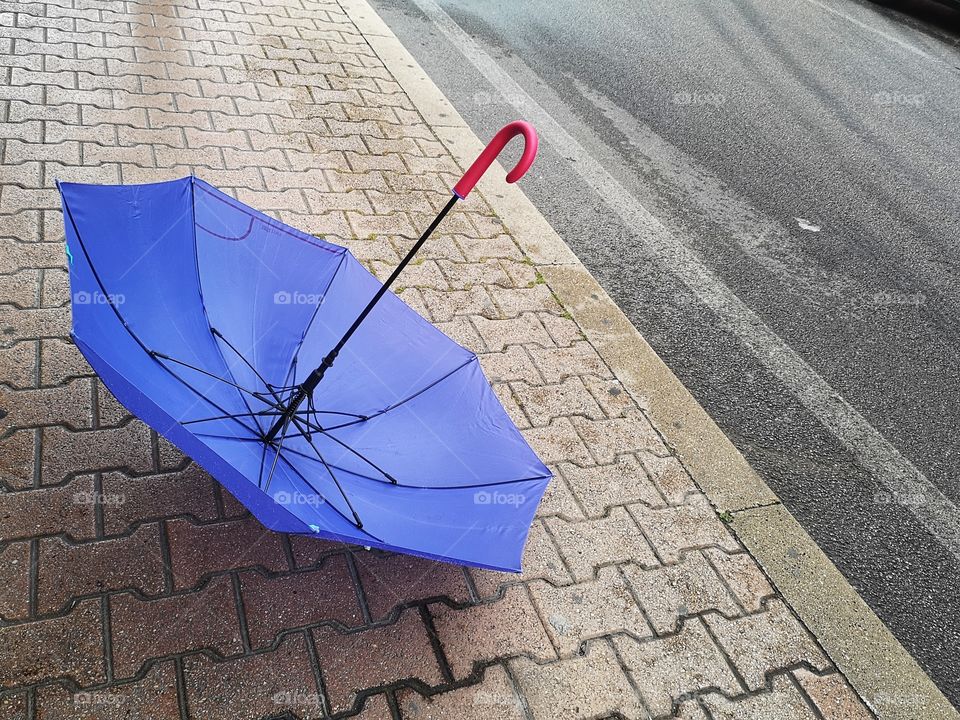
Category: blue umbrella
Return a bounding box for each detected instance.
[59,122,550,572]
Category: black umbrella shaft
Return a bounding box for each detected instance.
[264,194,460,443]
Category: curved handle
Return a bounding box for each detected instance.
[453,120,538,200]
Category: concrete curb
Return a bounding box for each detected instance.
[338,0,957,716]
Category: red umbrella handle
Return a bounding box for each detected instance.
[453,121,538,200]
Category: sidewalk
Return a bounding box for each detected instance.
[0,0,879,718]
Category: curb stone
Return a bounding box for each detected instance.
[336,0,960,716]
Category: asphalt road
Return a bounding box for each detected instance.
[369,0,960,706]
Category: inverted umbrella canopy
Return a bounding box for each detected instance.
[59,122,550,572]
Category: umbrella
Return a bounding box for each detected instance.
[58,121,550,572]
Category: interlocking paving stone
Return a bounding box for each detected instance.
[521,417,593,465]
[36,523,167,614]
[477,345,543,385]
[398,664,526,719]
[473,313,552,352]
[353,550,472,622]
[0,598,105,687]
[571,412,663,465]
[34,662,181,720]
[431,584,557,679]
[529,566,652,657]
[239,556,364,648]
[700,675,819,719]
[705,600,831,691]
[313,608,444,713]
[510,640,644,720]
[100,465,220,535]
[512,376,605,427]
[183,633,324,720]
[110,576,244,678]
[560,454,666,517]
[622,551,741,635]
[628,494,741,563]
[165,516,288,590]
[613,618,743,717]
[0,475,97,541]
[546,506,658,583]
[0,341,38,389]
[40,423,154,485]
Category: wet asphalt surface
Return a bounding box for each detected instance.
[368,0,960,707]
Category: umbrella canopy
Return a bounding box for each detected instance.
[58,124,551,572]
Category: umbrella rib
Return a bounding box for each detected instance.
[210,327,288,397]
[182,407,360,427]
[60,191,263,440]
[193,432,265,442]
[183,409,282,426]
[288,416,364,528]
[281,422,397,484]
[274,452,385,544]
[309,409,369,420]
[150,351,279,409]
[278,443,550,490]
[262,416,292,493]
[257,435,268,489]
[312,356,477,434]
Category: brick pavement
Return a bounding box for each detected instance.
[0,0,875,717]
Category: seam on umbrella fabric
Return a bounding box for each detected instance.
[194,180,342,255]
[196,216,256,241]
